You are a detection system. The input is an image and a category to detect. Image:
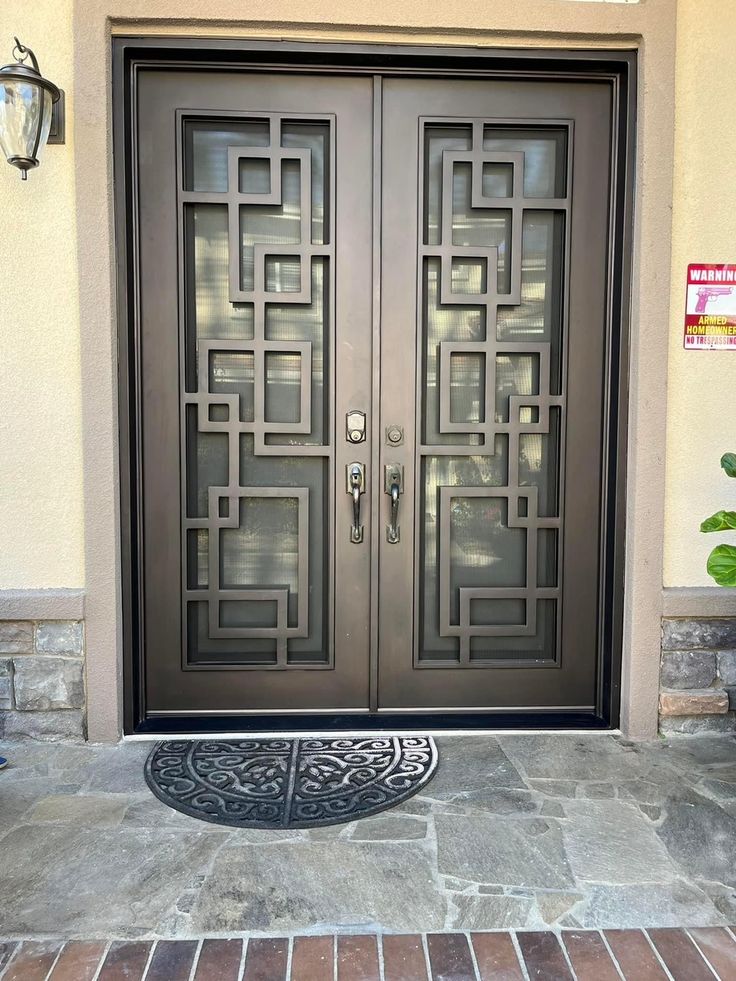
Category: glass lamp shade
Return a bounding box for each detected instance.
[0,81,52,174]
[0,42,60,180]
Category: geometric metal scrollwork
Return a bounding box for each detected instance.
[420,118,570,664]
[179,114,333,666]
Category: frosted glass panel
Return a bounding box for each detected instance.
[265,353,302,424]
[221,497,299,611]
[449,354,485,425]
[265,256,301,293]
[186,120,270,192]
[451,258,486,294]
[239,158,270,194]
[482,127,567,198]
[482,162,513,197]
[188,206,255,345]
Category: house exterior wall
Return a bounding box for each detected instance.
[0,0,83,591]
[664,0,736,590]
[2,0,730,742]
[657,0,736,733]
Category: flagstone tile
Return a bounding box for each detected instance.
[575,880,726,929]
[428,737,526,795]
[561,800,679,884]
[190,840,446,934]
[656,788,736,888]
[435,812,574,890]
[0,824,228,935]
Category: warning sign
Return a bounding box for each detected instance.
[684,264,736,349]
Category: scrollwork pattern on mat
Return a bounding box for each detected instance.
[144,736,437,829]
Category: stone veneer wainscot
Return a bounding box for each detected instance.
[0,620,85,740]
[660,617,736,734]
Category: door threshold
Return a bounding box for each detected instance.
[124,727,621,741]
[126,709,613,736]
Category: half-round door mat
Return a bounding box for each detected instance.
[145,736,438,829]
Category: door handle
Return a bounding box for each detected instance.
[384,463,404,544]
[346,462,366,543]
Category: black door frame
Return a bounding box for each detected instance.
[113,37,635,735]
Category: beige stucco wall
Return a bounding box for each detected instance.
[0,0,83,589]
[663,0,736,588]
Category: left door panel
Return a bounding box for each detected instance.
[134,71,374,715]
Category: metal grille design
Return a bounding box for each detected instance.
[179,114,334,668]
[418,120,570,666]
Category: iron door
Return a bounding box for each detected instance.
[128,66,620,723]
[377,78,612,713]
[136,71,374,713]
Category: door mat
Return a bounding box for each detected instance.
[144,736,438,829]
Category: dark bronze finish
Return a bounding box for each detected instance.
[48,89,65,145]
[386,424,404,446]
[1,39,60,99]
[131,70,373,713]
[384,464,403,544]
[347,462,366,544]
[377,78,613,711]
[113,37,634,733]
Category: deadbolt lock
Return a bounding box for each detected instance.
[385,424,404,446]
[346,410,366,444]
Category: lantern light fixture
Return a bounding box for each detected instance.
[0,37,61,180]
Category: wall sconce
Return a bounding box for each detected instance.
[0,37,62,180]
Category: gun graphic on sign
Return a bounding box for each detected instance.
[695,286,734,313]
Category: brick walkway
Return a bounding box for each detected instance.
[2,929,736,980]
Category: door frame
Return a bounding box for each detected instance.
[113,37,635,735]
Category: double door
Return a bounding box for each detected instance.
[133,68,613,721]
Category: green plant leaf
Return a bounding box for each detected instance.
[721,453,736,478]
[706,544,736,586]
[701,510,736,533]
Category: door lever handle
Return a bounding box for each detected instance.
[347,462,366,543]
[384,463,404,544]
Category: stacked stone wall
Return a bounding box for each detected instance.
[660,618,736,734]
[0,620,85,740]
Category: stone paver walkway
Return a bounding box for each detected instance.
[2,733,736,936]
[3,929,736,980]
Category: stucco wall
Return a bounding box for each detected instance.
[663,0,736,587]
[0,0,83,589]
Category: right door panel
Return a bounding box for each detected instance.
[378,78,612,712]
